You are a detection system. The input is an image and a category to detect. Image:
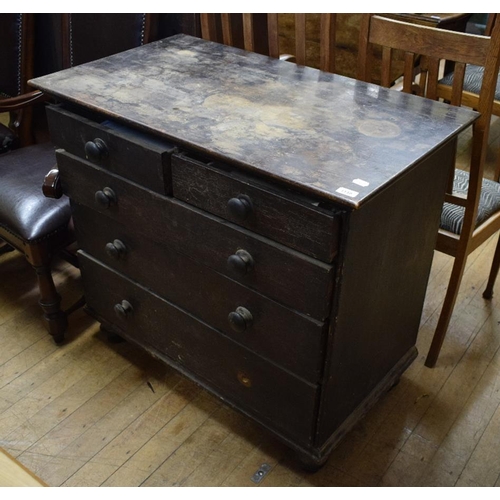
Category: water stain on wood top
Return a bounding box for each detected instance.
[30,34,477,208]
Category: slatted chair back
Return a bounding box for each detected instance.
[435,13,500,180]
[358,14,500,367]
[200,13,337,72]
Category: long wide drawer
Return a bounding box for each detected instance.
[79,252,319,445]
[47,105,174,194]
[171,153,340,263]
[59,151,333,320]
[72,203,326,382]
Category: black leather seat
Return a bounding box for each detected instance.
[0,143,71,243]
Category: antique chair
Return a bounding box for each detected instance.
[200,13,337,73]
[0,13,157,343]
[437,14,500,179]
[357,14,500,367]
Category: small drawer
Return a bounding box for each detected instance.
[80,252,319,445]
[46,105,175,194]
[72,203,327,383]
[172,153,340,262]
[58,151,334,320]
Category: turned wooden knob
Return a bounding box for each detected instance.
[42,168,63,199]
[114,300,133,318]
[227,249,254,277]
[105,239,127,260]
[227,194,253,221]
[228,306,253,333]
[94,187,117,208]
[85,138,108,161]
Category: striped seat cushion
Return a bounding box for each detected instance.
[439,64,500,100]
[440,169,500,234]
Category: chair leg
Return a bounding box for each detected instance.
[33,263,68,343]
[425,251,469,368]
[483,234,500,299]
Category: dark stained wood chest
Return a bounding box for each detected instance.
[30,34,477,469]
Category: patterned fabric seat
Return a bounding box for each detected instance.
[439,65,500,101]
[441,169,500,234]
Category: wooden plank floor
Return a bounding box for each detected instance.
[2,122,500,487]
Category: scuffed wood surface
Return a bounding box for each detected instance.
[30,34,477,208]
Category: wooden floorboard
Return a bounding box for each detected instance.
[2,235,500,487]
[2,122,500,487]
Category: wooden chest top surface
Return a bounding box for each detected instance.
[30,34,477,208]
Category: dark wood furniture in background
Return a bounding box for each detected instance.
[358,15,500,368]
[31,34,475,467]
[240,13,470,83]
[382,13,471,30]
[200,13,337,72]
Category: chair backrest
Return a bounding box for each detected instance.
[358,15,500,108]
[200,13,337,73]
[485,13,498,36]
[358,13,500,255]
[60,14,158,69]
[0,14,34,99]
[0,14,35,148]
[1,14,159,147]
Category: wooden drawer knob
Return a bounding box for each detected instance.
[114,299,133,318]
[42,168,63,199]
[227,249,254,277]
[95,187,117,208]
[105,239,127,260]
[85,138,108,161]
[227,194,253,221]
[228,306,253,333]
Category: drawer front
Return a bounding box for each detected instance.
[47,105,175,194]
[73,203,326,382]
[79,252,318,445]
[172,153,340,263]
[59,151,333,320]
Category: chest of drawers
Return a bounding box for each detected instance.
[31,34,476,469]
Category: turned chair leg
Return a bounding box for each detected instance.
[425,251,469,368]
[33,263,68,343]
[483,234,500,299]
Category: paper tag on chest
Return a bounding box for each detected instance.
[336,187,359,198]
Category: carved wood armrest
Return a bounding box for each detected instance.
[0,90,48,112]
[43,168,63,199]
